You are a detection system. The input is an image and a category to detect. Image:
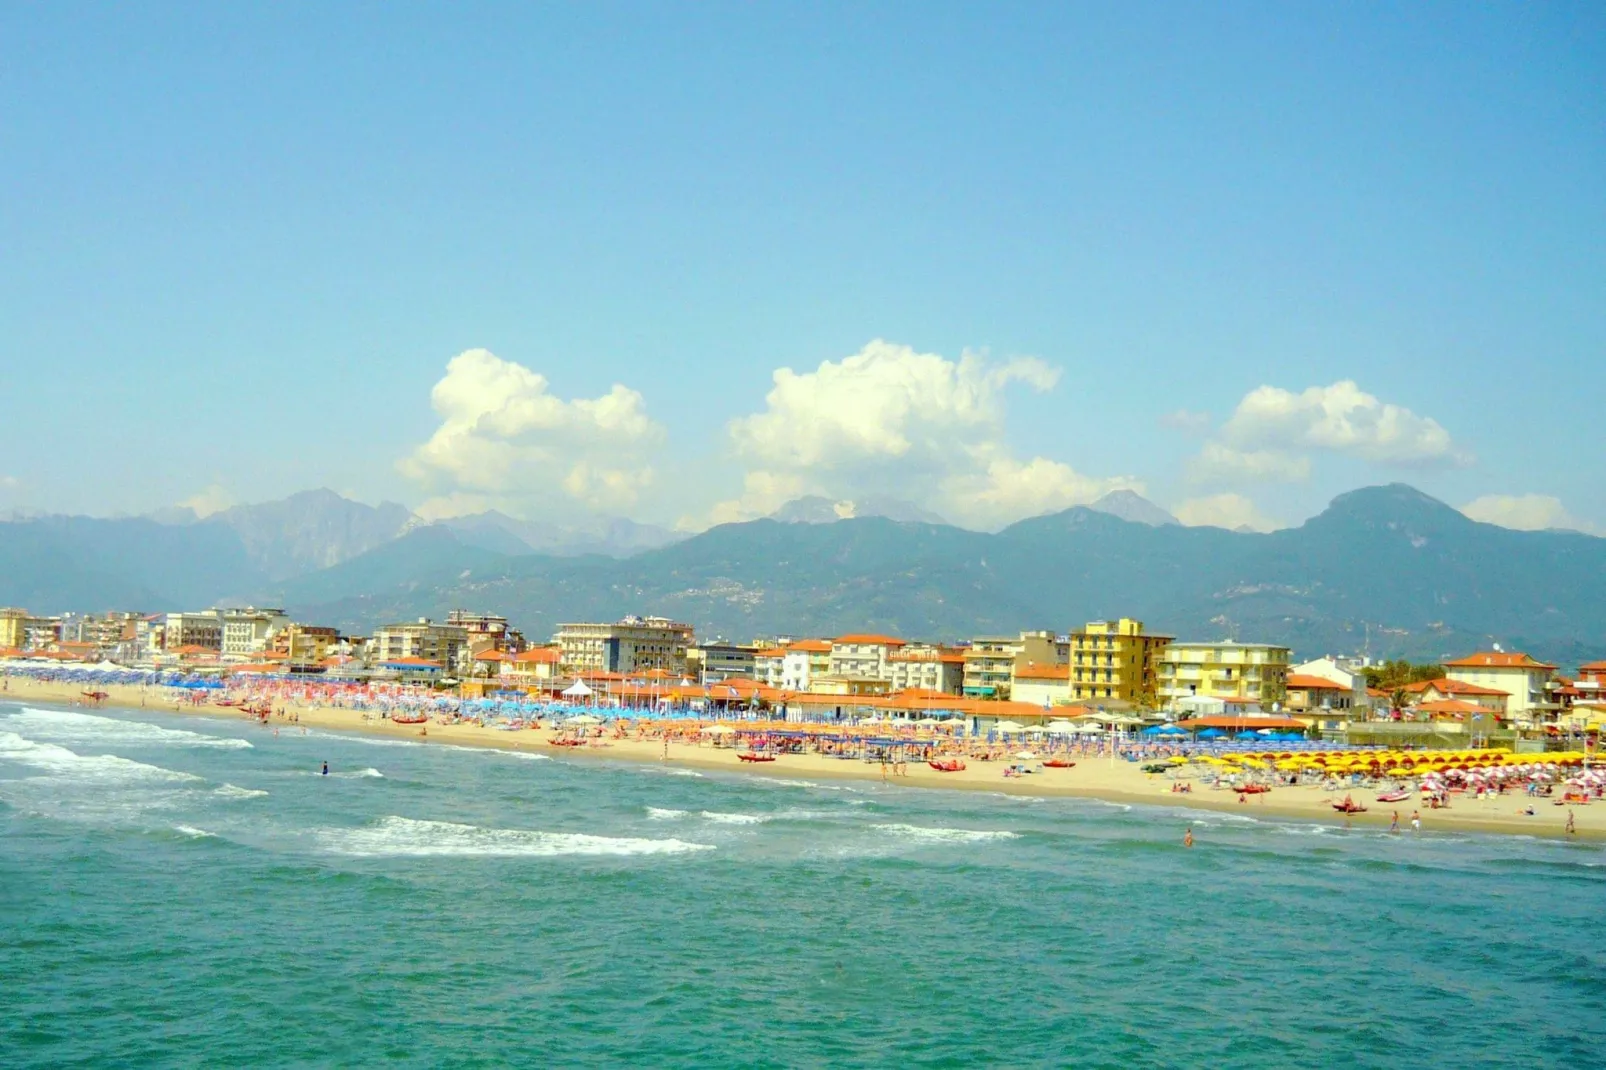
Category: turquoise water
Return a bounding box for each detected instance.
[1,702,1602,1068]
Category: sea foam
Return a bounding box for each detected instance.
[872,823,1020,844]
[10,707,253,749]
[0,731,203,784]
[320,816,715,858]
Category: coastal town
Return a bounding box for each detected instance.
[4,604,1602,749]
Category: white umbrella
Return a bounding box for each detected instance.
[995,721,1027,734]
[567,713,602,725]
[1014,750,1040,761]
[562,680,595,698]
[1073,723,1106,735]
[703,724,736,735]
[1043,721,1078,735]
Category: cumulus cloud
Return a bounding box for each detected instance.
[1158,409,1213,436]
[1221,381,1467,465]
[1186,442,1310,485]
[178,484,234,518]
[711,339,1137,529]
[1173,493,1282,533]
[1462,495,1601,536]
[1187,380,1468,487]
[399,348,664,515]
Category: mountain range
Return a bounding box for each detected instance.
[2,484,1601,665]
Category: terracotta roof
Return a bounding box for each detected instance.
[753,648,790,659]
[381,657,442,668]
[1175,715,1306,729]
[833,634,907,647]
[511,648,559,663]
[1286,674,1349,691]
[473,649,508,661]
[1404,678,1509,697]
[1013,662,1071,681]
[1578,661,1606,673]
[1443,651,1556,670]
[786,639,834,653]
[1414,699,1491,717]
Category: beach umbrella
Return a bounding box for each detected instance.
[1014,751,1040,761]
[567,713,602,725]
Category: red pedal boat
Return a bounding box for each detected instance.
[928,759,966,772]
[1043,759,1076,769]
[737,752,776,763]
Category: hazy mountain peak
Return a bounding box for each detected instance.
[1086,490,1178,527]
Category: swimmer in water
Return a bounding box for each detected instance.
[1183,827,1194,848]
[321,761,329,776]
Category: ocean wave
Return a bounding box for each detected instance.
[320,816,714,858]
[9,707,252,749]
[698,810,769,825]
[174,825,216,839]
[872,823,1020,844]
[214,784,269,800]
[647,807,690,819]
[0,731,203,784]
[334,768,384,779]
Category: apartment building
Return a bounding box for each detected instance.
[962,631,1065,699]
[164,611,223,653]
[271,624,340,666]
[0,607,30,650]
[1444,651,1558,724]
[555,616,695,675]
[221,607,290,658]
[687,641,758,682]
[372,618,470,672]
[1157,640,1291,711]
[779,639,833,691]
[1011,661,1073,707]
[1069,618,1172,705]
[827,635,907,680]
[447,609,525,655]
[886,645,966,694]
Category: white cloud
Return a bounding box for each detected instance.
[1185,442,1310,486]
[1221,381,1467,465]
[1462,495,1601,535]
[1158,409,1213,436]
[1187,380,1468,488]
[178,484,234,518]
[712,339,1136,529]
[399,348,663,516]
[1173,493,1282,532]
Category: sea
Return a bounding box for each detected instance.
[1,701,1602,1068]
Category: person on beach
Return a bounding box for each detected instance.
[1390,811,1399,833]
[1566,808,1576,835]
[1410,810,1421,832]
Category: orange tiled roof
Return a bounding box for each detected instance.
[1404,678,1509,697]
[1578,661,1606,673]
[512,648,559,663]
[1414,699,1490,717]
[1286,674,1349,691]
[753,647,790,659]
[787,639,834,653]
[1013,662,1070,681]
[474,649,508,661]
[1443,651,1557,670]
[833,634,907,647]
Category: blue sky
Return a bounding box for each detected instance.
[3,3,1602,533]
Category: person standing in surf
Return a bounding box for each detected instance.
[321,761,329,777]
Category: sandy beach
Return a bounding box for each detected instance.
[8,676,1601,841]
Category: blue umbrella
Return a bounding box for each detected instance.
[1197,728,1225,739]
[1234,731,1261,740]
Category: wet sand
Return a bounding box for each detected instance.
[9,678,1601,840]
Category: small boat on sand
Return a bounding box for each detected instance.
[928,759,966,772]
[737,752,776,763]
[1043,759,1076,769]
[1376,790,1411,803]
[1333,797,1367,814]
[390,713,428,725]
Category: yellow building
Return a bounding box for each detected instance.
[0,607,27,651]
[962,631,1065,699]
[1069,618,1172,706]
[1157,640,1291,711]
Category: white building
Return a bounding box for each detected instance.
[1444,651,1558,724]
[222,607,290,659]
